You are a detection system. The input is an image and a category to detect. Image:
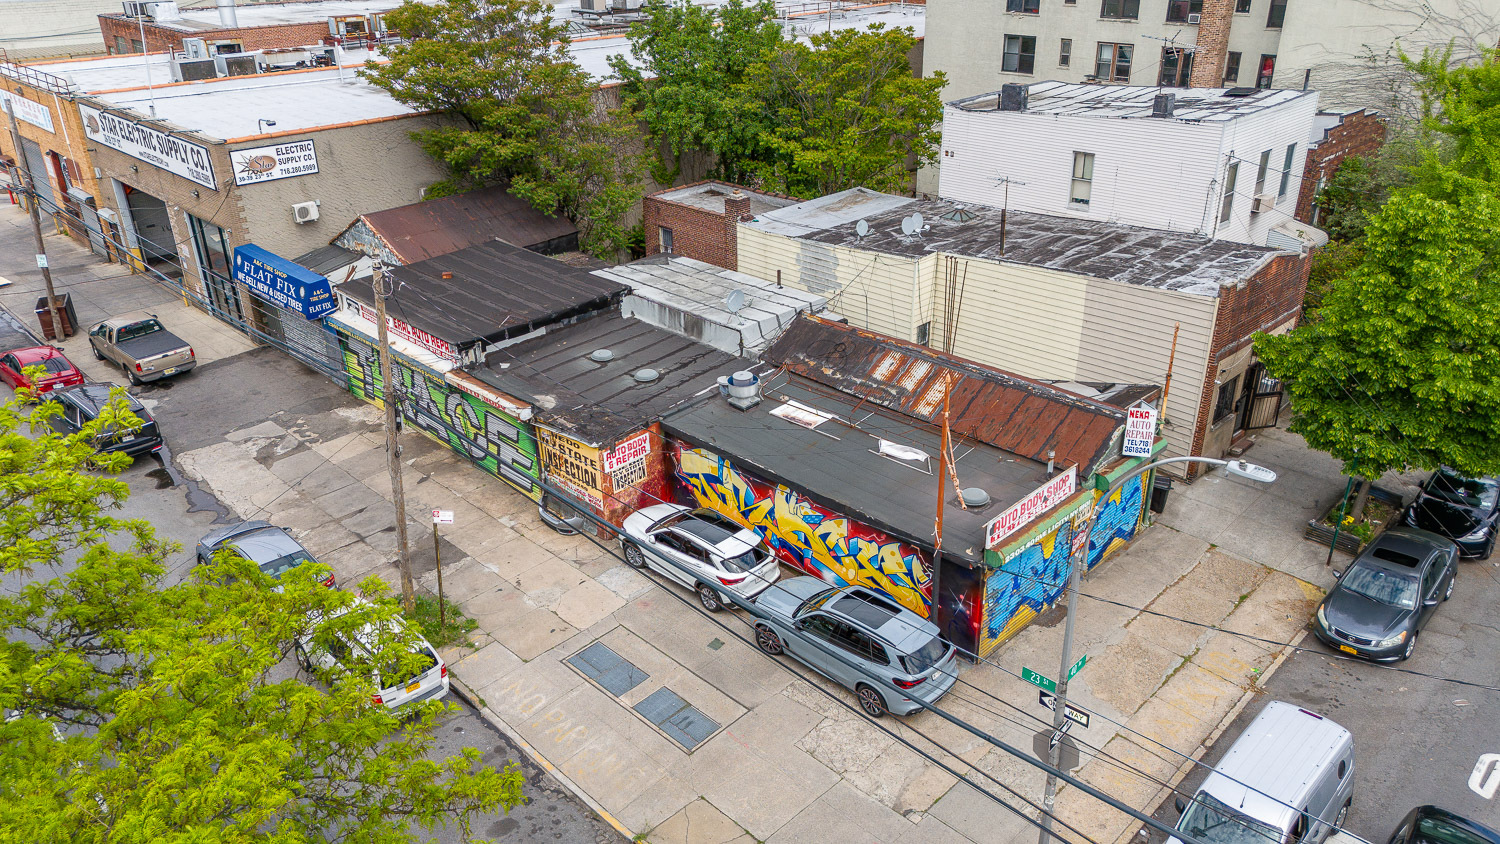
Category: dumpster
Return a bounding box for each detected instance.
[1149,473,1173,514]
[35,293,77,341]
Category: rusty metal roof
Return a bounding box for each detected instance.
[355,184,579,264]
[761,315,1130,476]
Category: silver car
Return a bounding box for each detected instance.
[620,503,782,612]
[196,521,336,588]
[751,576,959,717]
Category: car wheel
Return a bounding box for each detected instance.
[1443,575,1454,601]
[755,624,784,655]
[856,684,887,718]
[91,343,104,361]
[1482,536,1494,561]
[1401,633,1417,661]
[696,583,723,612]
[1334,799,1351,830]
[623,542,648,569]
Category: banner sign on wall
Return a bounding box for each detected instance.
[0,90,54,133]
[347,298,458,361]
[602,430,651,473]
[538,428,606,509]
[985,466,1078,549]
[230,140,318,186]
[1122,406,1157,458]
[232,243,336,319]
[79,104,216,190]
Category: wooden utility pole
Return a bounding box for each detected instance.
[372,262,415,610]
[4,99,64,339]
[931,381,954,635]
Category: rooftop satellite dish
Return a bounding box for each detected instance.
[911,212,924,231]
[900,215,917,236]
[855,219,870,238]
[725,289,747,314]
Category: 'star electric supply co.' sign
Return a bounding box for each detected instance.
[79,104,216,190]
[230,140,318,186]
[232,244,336,319]
[985,466,1078,549]
[0,90,55,133]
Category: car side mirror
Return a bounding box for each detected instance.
[1425,597,1440,607]
[1331,570,1342,579]
[1174,796,1186,814]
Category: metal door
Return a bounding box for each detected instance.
[1238,361,1284,431]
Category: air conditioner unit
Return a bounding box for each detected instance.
[170,57,218,82]
[1187,12,1200,23]
[292,201,320,224]
[181,37,208,59]
[121,1,150,18]
[1252,193,1276,213]
[147,1,180,21]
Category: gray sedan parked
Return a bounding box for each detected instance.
[751,576,958,717]
[196,521,337,588]
[1312,526,1456,661]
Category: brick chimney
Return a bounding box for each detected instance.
[721,189,752,271]
[1189,0,1235,88]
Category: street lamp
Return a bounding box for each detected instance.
[1035,456,1276,844]
[257,118,277,134]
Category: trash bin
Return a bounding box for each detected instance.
[1150,474,1173,514]
[35,293,77,341]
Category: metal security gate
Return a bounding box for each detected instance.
[246,294,347,385]
[1238,361,1284,431]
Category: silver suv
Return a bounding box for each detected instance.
[752,576,958,717]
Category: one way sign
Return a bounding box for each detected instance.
[1038,690,1091,728]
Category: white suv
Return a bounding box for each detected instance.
[620,504,782,611]
[294,601,449,710]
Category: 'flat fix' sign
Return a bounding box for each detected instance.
[985,466,1078,549]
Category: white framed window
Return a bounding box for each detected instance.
[1278,143,1296,198]
[1219,162,1238,223]
[1070,152,1095,207]
[658,226,674,253]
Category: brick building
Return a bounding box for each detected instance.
[642,181,797,271]
[1296,108,1387,225]
[98,0,400,55]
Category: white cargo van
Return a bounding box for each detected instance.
[1170,701,1355,844]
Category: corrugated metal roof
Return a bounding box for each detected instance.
[762,315,1128,476]
[338,239,627,350]
[356,184,579,264]
[292,243,363,278]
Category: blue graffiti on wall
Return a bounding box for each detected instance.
[1086,475,1146,570]
[983,521,1074,647]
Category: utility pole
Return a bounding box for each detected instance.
[995,176,1026,256]
[931,386,950,635]
[1036,490,1087,844]
[372,261,415,610]
[4,99,64,340]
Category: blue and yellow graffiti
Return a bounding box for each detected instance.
[1087,475,1146,569]
[675,445,932,617]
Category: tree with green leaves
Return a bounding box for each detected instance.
[1256,190,1500,518]
[364,0,643,258]
[746,25,944,198]
[0,383,524,842]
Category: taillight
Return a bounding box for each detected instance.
[371,693,384,705]
[134,363,143,372]
[321,573,336,587]
[187,347,195,358]
[440,664,447,678]
[717,574,749,586]
[892,677,927,690]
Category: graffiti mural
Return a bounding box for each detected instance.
[335,327,542,500]
[1088,474,1146,569]
[674,444,931,618]
[981,519,1075,653]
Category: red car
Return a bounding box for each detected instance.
[0,346,85,397]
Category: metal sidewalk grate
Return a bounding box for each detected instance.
[566,642,649,697]
[633,687,720,750]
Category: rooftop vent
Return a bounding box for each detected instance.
[960,487,991,508]
[589,349,613,362]
[999,83,1028,112]
[633,368,659,383]
[726,370,761,411]
[1222,87,1259,98]
[1151,93,1176,117]
[939,207,977,223]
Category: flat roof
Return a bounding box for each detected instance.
[293,243,364,276]
[793,197,1286,295]
[469,311,745,445]
[23,47,377,95]
[119,0,407,32]
[951,81,1316,122]
[649,181,798,217]
[744,187,914,237]
[663,371,1047,565]
[338,239,627,350]
[354,184,578,263]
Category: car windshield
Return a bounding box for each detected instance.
[1415,816,1496,844]
[1177,792,1282,844]
[117,320,164,342]
[1340,565,1419,609]
[1430,470,1500,509]
[717,540,770,573]
[38,358,71,375]
[899,637,949,675]
[257,550,314,579]
[377,643,438,691]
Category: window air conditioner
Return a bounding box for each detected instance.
[292,201,320,223]
[1187,12,1200,23]
[1252,193,1276,213]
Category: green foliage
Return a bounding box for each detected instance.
[1255,190,1500,483]
[365,0,643,258]
[406,592,478,649]
[0,387,524,842]
[1301,239,1363,318]
[1404,46,1500,201]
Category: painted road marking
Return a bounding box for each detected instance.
[1470,754,1500,799]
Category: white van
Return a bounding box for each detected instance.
[1171,701,1355,844]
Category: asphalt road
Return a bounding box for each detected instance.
[1146,552,1500,844]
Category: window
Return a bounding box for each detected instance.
[1165,0,1201,22]
[1214,376,1239,423]
[1159,47,1193,86]
[1234,0,1251,10]
[1219,162,1238,223]
[1059,38,1072,66]
[1006,0,1040,12]
[113,36,129,54]
[1266,0,1286,26]
[1278,142,1296,198]
[1254,149,1271,196]
[915,322,931,345]
[1099,0,1138,18]
[1070,152,1094,206]
[1065,0,1076,4]
[1095,42,1132,82]
[1003,35,1037,74]
[658,226,673,253]
[1257,54,1276,87]
[1224,51,1242,83]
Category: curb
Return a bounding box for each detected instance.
[447,671,634,842]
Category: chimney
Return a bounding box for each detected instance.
[1151,93,1176,117]
[721,188,752,272]
[216,0,238,27]
[999,83,1028,112]
[1188,0,1234,88]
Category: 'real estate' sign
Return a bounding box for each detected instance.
[0,90,54,133]
[230,140,319,186]
[232,244,336,319]
[79,104,216,190]
[985,466,1078,549]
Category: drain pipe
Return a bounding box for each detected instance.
[217,0,238,28]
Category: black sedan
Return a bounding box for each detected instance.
[1403,469,1499,559]
[1388,806,1500,844]
[46,384,163,458]
[197,522,337,588]
[1313,527,1457,662]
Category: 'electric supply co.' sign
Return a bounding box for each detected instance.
[79,104,216,190]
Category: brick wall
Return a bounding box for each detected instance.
[1188,0,1235,87]
[1296,110,1387,224]
[100,16,331,55]
[642,184,748,271]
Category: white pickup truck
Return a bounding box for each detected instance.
[87,317,196,385]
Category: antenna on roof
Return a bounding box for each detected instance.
[1142,33,1197,89]
[900,215,918,236]
[855,219,869,238]
[994,175,1026,256]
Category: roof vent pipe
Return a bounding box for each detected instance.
[217,0,238,28]
[726,370,761,411]
[589,349,613,362]
[1047,449,1056,477]
[960,487,991,508]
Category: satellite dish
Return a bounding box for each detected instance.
[855,219,869,237]
[912,212,924,231]
[725,289,747,314]
[900,215,917,236]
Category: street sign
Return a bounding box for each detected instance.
[1038,691,1091,728]
[1068,654,1088,681]
[1021,667,1057,694]
[1032,729,1081,771]
[432,509,454,525]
